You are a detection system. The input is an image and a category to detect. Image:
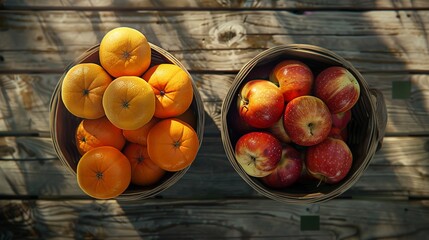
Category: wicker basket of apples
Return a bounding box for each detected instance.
[221,44,388,204]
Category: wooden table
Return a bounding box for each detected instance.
[1,1,429,239]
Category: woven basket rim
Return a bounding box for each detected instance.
[221,44,385,204]
[49,43,205,200]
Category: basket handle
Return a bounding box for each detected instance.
[369,88,388,151]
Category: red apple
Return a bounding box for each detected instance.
[328,127,343,140]
[237,80,284,128]
[314,66,360,114]
[235,132,282,177]
[305,137,353,184]
[328,127,349,142]
[262,144,303,188]
[331,110,351,130]
[269,60,314,102]
[283,96,332,146]
[267,116,291,143]
[297,161,318,184]
[228,108,256,136]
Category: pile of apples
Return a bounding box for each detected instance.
[233,60,360,189]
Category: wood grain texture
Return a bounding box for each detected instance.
[1,11,429,72]
[0,199,428,239]
[3,0,429,10]
[1,73,428,135]
[0,135,428,199]
[0,74,55,133]
[0,3,428,237]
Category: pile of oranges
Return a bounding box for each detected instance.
[61,27,199,199]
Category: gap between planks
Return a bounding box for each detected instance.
[2,0,429,11]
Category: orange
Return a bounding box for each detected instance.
[102,76,155,130]
[75,116,126,155]
[143,64,193,118]
[147,118,199,171]
[99,27,151,77]
[123,143,165,186]
[77,146,131,199]
[61,63,112,119]
[122,117,160,146]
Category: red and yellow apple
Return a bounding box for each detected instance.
[237,80,284,128]
[234,132,282,177]
[283,96,332,146]
[262,144,303,188]
[305,137,353,184]
[269,60,314,102]
[314,66,360,114]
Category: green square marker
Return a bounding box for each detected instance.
[300,215,320,231]
[392,81,411,99]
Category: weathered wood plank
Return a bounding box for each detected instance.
[1,11,429,72]
[0,135,428,199]
[0,3,427,237]
[2,135,427,166]
[0,74,54,133]
[1,73,428,135]
[3,0,429,10]
[0,199,428,239]
[0,135,257,198]
[375,137,429,166]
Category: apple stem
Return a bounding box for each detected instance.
[238,94,249,107]
[247,155,257,166]
[308,123,314,136]
[316,176,325,188]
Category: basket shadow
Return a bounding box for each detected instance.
[0,72,70,198]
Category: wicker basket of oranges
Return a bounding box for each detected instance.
[221,44,387,204]
[50,27,204,200]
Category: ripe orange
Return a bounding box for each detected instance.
[61,63,112,119]
[75,116,126,155]
[122,117,160,146]
[123,143,165,186]
[143,64,193,118]
[147,118,199,171]
[102,76,155,130]
[99,27,151,77]
[77,146,131,199]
